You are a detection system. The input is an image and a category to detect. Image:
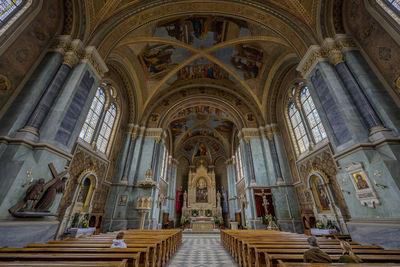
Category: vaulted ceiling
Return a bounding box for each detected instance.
[65,0,341,159]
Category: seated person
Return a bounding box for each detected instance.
[339,241,363,263]
[303,236,332,263]
[111,232,127,248]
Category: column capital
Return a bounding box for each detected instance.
[62,39,84,68]
[83,46,109,78]
[145,128,164,143]
[132,125,146,140]
[263,123,280,140]
[297,35,358,77]
[48,35,72,54]
[297,45,327,78]
[238,128,260,143]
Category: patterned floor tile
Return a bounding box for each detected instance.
[167,234,237,267]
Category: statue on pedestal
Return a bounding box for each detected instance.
[216,190,221,208]
[183,190,187,208]
[175,186,183,215]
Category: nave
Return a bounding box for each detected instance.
[167,234,236,267]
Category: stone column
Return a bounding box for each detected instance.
[297,38,400,248]
[168,158,178,222]
[0,35,71,137]
[19,40,83,140]
[269,124,293,183]
[39,46,108,152]
[226,158,237,222]
[298,44,367,151]
[115,124,135,183]
[327,46,392,142]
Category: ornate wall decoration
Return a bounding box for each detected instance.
[0,75,11,91]
[58,144,109,222]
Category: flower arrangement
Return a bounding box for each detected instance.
[264,214,279,230]
[205,209,212,217]
[213,215,223,226]
[80,218,89,228]
[180,215,189,226]
[191,209,199,217]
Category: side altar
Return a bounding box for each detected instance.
[182,164,222,231]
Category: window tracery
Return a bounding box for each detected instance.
[79,85,119,156]
[386,0,400,13]
[285,83,326,156]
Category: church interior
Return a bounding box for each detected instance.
[1,0,400,266]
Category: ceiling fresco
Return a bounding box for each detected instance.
[74,0,324,159]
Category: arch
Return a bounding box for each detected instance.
[76,170,98,210]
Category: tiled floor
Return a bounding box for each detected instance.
[167,234,238,267]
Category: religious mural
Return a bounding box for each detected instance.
[177,61,229,80]
[154,16,250,48]
[139,44,191,78]
[352,172,370,190]
[213,44,264,80]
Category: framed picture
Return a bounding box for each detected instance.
[345,162,379,208]
[118,195,128,206]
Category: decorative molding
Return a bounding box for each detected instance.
[296,45,326,78]
[240,128,260,143]
[145,128,164,142]
[83,46,109,78]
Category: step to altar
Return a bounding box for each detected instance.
[183,228,220,234]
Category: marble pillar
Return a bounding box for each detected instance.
[226,158,237,222]
[297,36,400,248]
[0,38,108,247]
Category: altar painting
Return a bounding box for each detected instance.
[310,175,330,212]
[196,178,208,203]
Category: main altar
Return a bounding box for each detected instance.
[182,163,222,231]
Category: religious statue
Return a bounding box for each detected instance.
[221,187,228,213]
[9,163,70,217]
[316,184,330,211]
[23,178,45,210]
[183,190,187,208]
[175,186,184,214]
[196,178,208,203]
[216,190,221,208]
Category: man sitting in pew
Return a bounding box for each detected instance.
[110,232,127,248]
[339,240,363,263]
[303,236,332,263]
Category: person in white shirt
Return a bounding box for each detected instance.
[111,232,127,248]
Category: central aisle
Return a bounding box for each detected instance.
[167,233,237,267]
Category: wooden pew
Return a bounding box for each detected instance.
[0,253,139,267]
[0,260,128,267]
[277,261,399,267]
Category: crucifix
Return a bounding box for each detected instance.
[254,189,270,215]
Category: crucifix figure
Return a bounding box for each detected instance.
[255,189,270,215]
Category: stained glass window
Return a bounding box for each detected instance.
[79,88,105,143]
[386,0,400,12]
[288,102,310,154]
[96,103,117,153]
[0,0,24,26]
[300,86,327,143]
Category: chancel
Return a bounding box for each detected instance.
[1,0,400,266]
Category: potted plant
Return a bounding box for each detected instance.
[213,215,223,228]
[191,209,199,217]
[205,209,212,217]
[180,215,189,228]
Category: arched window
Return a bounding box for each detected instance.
[79,88,105,143]
[0,0,25,26]
[386,0,400,12]
[96,103,117,153]
[300,86,327,143]
[288,102,309,154]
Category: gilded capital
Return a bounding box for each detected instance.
[296,45,326,78]
[327,49,344,66]
[83,46,109,78]
[49,35,72,55]
[62,51,79,68]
